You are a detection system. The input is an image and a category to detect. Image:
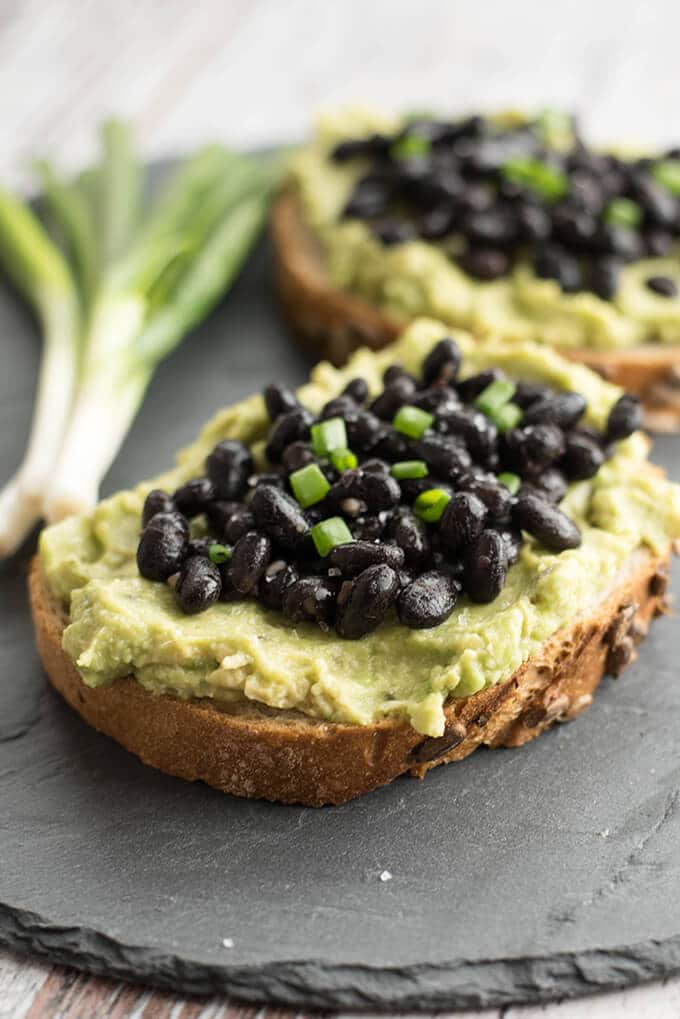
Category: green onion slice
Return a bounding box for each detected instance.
[497,471,521,495]
[490,403,522,432]
[311,516,353,557]
[311,417,348,456]
[330,447,358,471]
[475,378,516,417]
[290,463,330,509]
[391,460,429,480]
[413,488,451,523]
[393,404,434,439]
[208,543,232,564]
[652,159,680,197]
[603,198,642,229]
[501,157,568,201]
[391,134,431,160]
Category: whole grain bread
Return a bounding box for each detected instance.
[30,548,672,806]
[271,189,680,431]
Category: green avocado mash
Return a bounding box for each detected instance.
[291,108,680,350]
[40,319,680,738]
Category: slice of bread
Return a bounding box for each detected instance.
[30,547,672,806]
[271,189,680,431]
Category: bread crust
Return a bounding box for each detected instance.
[30,551,672,806]
[271,189,680,431]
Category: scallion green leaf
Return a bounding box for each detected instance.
[413,488,451,523]
[311,417,348,456]
[393,405,434,438]
[311,517,353,557]
[290,463,331,508]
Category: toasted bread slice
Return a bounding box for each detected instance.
[271,189,680,431]
[30,548,672,806]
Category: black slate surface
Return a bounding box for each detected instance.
[1,219,680,1010]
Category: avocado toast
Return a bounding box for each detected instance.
[31,319,680,804]
[273,109,680,429]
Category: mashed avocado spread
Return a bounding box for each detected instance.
[40,319,680,737]
[291,109,680,350]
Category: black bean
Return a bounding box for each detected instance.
[173,477,216,518]
[283,576,339,626]
[136,512,189,581]
[534,245,582,292]
[417,205,456,240]
[329,540,404,576]
[386,510,432,569]
[142,488,175,527]
[412,434,471,481]
[590,257,622,300]
[335,565,400,638]
[351,514,388,541]
[329,468,401,514]
[422,337,462,385]
[552,206,598,250]
[374,220,416,246]
[646,275,678,298]
[412,386,461,417]
[343,409,384,452]
[398,476,444,503]
[343,175,392,219]
[597,224,644,262]
[498,527,522,566]
[606,393,643,441]
[175,556,222,614]
[631,177,678,228]
[644,230,675,257]
[251,484,310,550]
[264,383,298,420]
[186,537,212,558]
[228,531,272,594]
[513,492,582,552]
[321,395,356,420]
[464,530,508,603]
[282,441,316,473]
[522,391,586,429]
[439,492,487,552]
[512,381,553,409]
[528,467,568,504]
[560,431,605,480]
[383,363,415,386]
[463,208,518,247]
[397,570,460,629]
[457,369,505,403]
[459,474,513,519]
[459,247,510,281]
[361,457,390,473]
[259,561,300,611]
[206,439,254,500]
[331,134,390,163]
[502,423,566,474]
[372,428,410,461]
[265,407,315,463]
[217,504,255,545]
[516,203,551,242]
[248,471,286,491]
[342,377,369,404]
[438,407,497,462]
[370,377,416,420]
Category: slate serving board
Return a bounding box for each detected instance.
[1,206,680,1011]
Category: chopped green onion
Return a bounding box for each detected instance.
[311,516,353,558]
[475,379,516,416]
[491,403,522,432]
[498,471,521,495]
[208,543,232,564]
[330,448,358,471]
[290,463,330,508]
[391,460,429,480]
[393,405,434,438]
[311,417,347,456]
[391,135,431,160]
[502,157,568,201]
[652,159,680,197]
[413,488,451,523]
[603,198,642,229]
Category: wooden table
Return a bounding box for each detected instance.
[1,0,679,1014]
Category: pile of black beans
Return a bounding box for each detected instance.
[331,113,680,300]
[136,337,642,639]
